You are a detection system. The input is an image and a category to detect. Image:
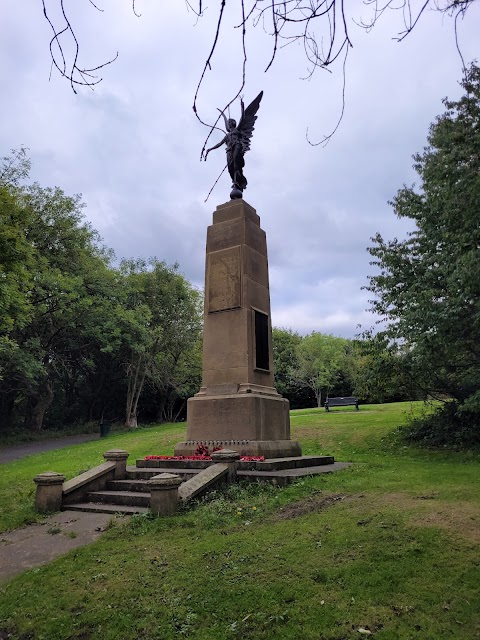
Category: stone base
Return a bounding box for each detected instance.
[185,392,292,441]
[174,439,302,458]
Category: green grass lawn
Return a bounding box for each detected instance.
[1,402,479,639]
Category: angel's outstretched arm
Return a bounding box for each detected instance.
[204,136,227,160]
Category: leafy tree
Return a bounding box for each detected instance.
[272,327,302,397]
[272,327,315,408]
[366,64,480,443]
[0,147,31,187]
[119,259,202,428]
[0,149,203,432]
[0,187,34,336]
[0,166,113,430]
[0,149,35,338]
[351,332,422,404]
[294,332,349,408]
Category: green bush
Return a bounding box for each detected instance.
[401,401,480,448]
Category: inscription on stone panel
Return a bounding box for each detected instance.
[208,246,241,313]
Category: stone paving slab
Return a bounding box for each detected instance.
[0,510,125,583]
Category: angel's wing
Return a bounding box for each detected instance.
[237,91,263,154]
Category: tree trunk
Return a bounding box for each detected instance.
[173,400,185,423]
[30,381,54,430]
[125,354,146,427]
[125,413,138,428]
[316,389,322,408]
[155,395,167,423]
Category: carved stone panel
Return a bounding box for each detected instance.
[207,246,241,313]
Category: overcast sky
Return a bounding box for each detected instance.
[1,1,479,338]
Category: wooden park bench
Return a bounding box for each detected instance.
[324,396,359,412]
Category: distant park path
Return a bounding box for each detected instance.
[0,434,100,464]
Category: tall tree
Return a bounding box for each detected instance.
[0,181,113,430]
[272,327,315,408]
[295,332,349,408]
[0,149,203,432]
[119,259,202,428]
[351,332,421,404]
[366,64,480,438]
[272,328,302,398]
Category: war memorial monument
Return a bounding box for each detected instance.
[33,92,344,518]
[175,91,301,459]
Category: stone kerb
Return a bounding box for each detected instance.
[103,449,129,479]
[210,448,240,483]
[33,471,66,513]
[148,473,183,516]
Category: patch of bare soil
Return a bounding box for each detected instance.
[275,493,347,520]
[410,501,480,544]
[374,492,480,545]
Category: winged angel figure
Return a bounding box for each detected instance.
[204,91,263,199]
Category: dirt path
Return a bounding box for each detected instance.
[0,434,100,464]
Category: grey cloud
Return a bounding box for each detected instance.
[1,2,479,339]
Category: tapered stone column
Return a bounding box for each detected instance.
[175,199,301,458]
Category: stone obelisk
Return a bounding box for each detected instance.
[175,199,301,458]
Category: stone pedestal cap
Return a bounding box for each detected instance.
[148,473,183,489]
[103,449,129,461]
[210,449,241,462]
[33,471,66,485]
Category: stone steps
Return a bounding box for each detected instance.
[107,479,150,493]
[86,490,150,507]
[62,455,348,514]
[63,502,149,515]
[136,459,212,470]
[128,466,200,480]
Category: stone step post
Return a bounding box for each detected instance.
[210,449,241,483]
[33,472,66,513]
[103,449,129,479]
[148,473,183,516]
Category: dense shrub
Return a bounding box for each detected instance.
[401,402,480,448]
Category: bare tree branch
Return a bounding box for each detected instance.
[204,164,228,202]
[38,0,476,142]
[307,43,349,146]
[41,0,125,92]
[132,0,142,18]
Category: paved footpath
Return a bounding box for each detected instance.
[0,433,99,464]
[0,511,125,583]
[0,434,125,583]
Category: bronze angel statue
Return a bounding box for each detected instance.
[204,91,263,199]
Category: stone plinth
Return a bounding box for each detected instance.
[175,199,301,459]
[33,472,66,513]
[103,449,129,479]
[148,473,182,516]
[211,448,240,482]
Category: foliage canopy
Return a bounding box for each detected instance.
[0,150,202,432]
[367,64,480,444]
